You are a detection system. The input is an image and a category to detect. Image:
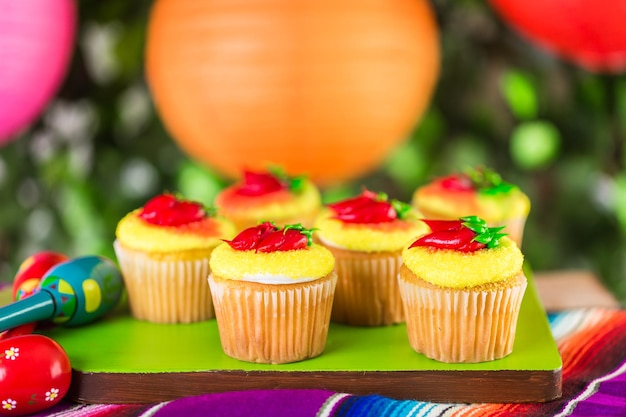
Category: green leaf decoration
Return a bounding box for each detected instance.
[369,190,411,220]
[283,223,317,246]
[460,216,508,248]
[288,176,306,193]
[375,191,389,202]
[464,166,516,195]
[202,205,217,218]
[391,199,412,220]
[268,165,306,194]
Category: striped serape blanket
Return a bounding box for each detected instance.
[26,307,626,417]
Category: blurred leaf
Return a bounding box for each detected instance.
[617,79,626,170]
[410,108,446,150]
[577,74,606,111]
[510,121,560,170]
[384,142,426,193]
[613,174,626,234]
[114,22,148,79]
[320,184,359,205]
[176,160,227,206]
[500,70,538,120]
[438,135,490,172]
[56,182,107,257]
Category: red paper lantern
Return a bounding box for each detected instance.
[489,0,626,73]
[146,0,440,185]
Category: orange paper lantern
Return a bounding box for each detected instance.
[146,0,440,185]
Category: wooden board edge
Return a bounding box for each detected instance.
[67,367,562,405]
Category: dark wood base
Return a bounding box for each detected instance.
[68,368,562,404]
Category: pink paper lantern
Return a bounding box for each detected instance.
[489,0,626,73]
[0,0,76,146]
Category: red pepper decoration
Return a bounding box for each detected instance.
[224,222,315,253]
[224,221,279,251]
[234,167,305,197]
[139,193,209,226]
[438,166,515,195]
[255,228,310,253]
[328,189,411,224]
[410,216,507,252]
[439,175,474,191]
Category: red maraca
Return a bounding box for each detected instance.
[0,252,73,416]
[12,251,69,300]
[0,251,68,340]
[0,334,71,416]
[0,255,124,331]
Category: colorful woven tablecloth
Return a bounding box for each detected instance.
[23,307,626,417]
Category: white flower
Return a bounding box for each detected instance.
[4,347,19,360]
[2,399,16,410]
[46,388,60,401]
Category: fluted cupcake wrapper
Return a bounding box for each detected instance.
[324,247,404,326]
[398,268,527,363]
[208,273,337,364]
[114,240,214,324]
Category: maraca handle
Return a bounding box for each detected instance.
[0,291,55,333]
[0,256,124,333]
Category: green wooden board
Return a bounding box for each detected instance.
[6,273,562,404]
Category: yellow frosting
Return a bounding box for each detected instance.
[413,185,530,222]
[209,242,335,280]
[401,237,524,289]
[314,209,429,252]
[116,210,236,253]
[215,180,320,222]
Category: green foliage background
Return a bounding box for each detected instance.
[1,0,625,305]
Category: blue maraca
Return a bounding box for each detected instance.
[0,255,124,332]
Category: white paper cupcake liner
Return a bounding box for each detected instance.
[208,272,337,364]
[114,240,214,323]
[327,248,404,326]
[398,269,527,363]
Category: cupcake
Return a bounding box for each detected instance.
[314,189,429,326]
[214,167,321,231]
[399,216,527,363]
[411,166,530,246]
[208,222,336,364]
[114,193,236,323]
